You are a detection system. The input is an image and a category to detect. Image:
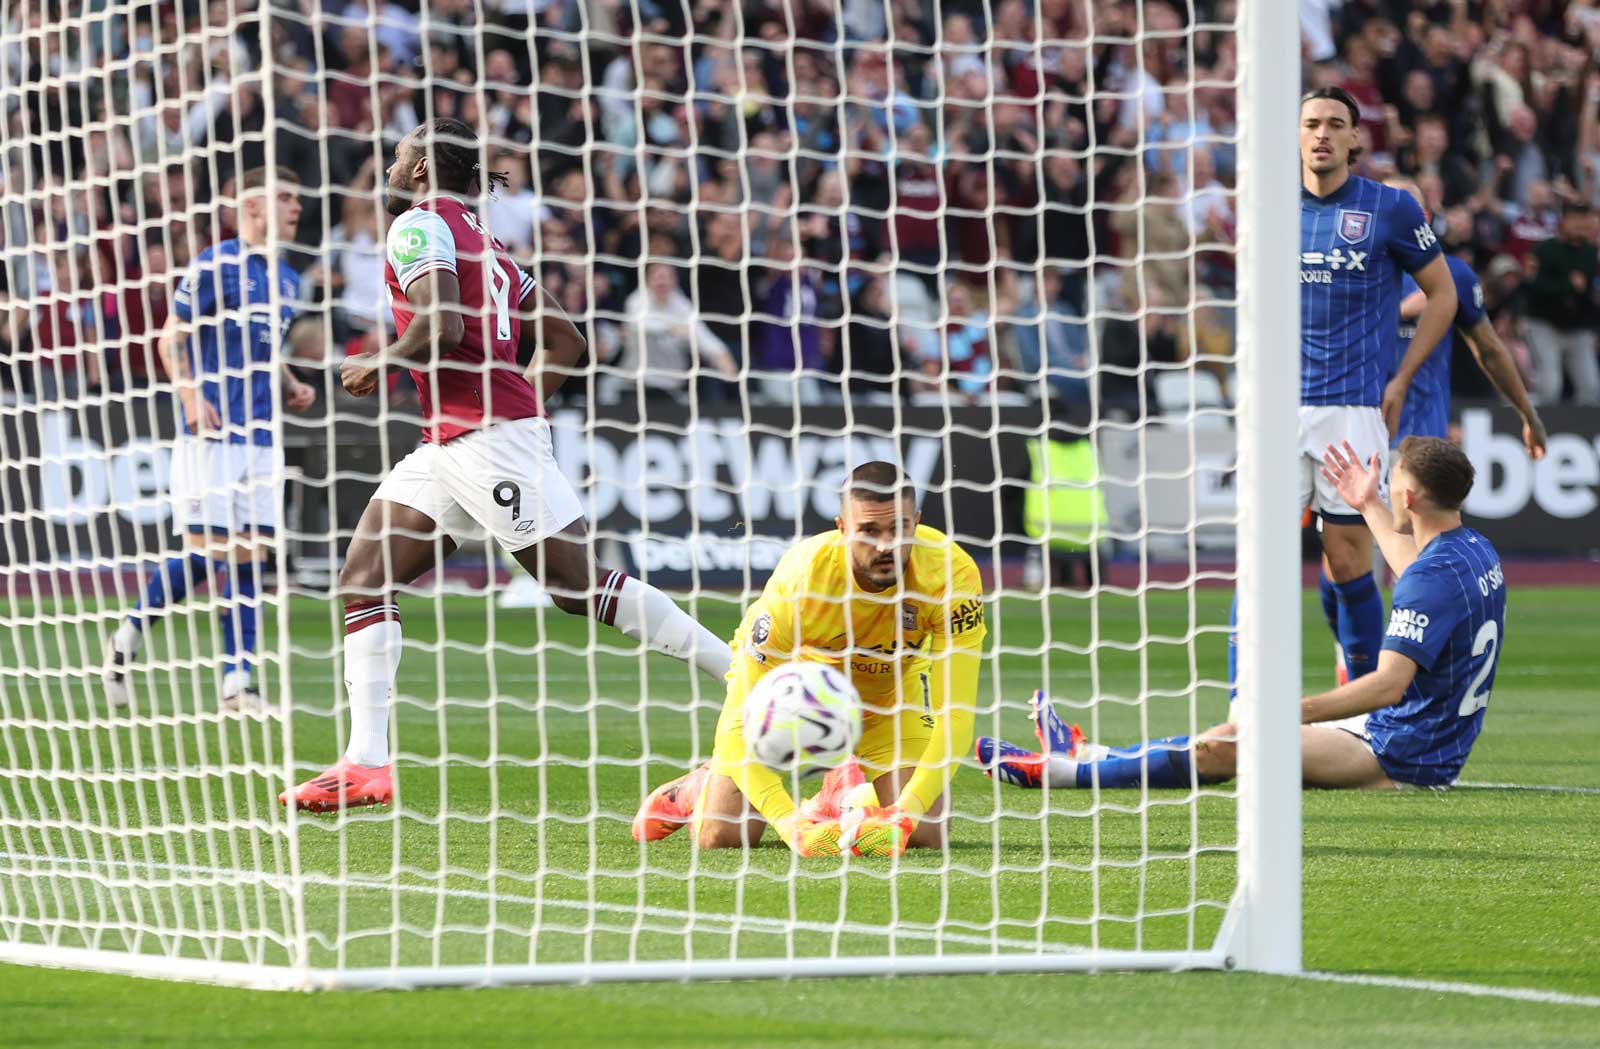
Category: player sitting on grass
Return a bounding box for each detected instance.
[979,437,1504,791]
[632,462,986,857]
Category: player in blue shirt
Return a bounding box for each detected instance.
[1292,87,1459,693]
[103,166,317,712]
[1383,177,1547,457]
[978,435,1506,791]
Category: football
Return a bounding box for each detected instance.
[742,662,862,775]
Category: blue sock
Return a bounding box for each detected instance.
[1077,736,1194,788]
[1332,572,1383,679]
[129,553,211,628]
[1226,590,1238,701]
[218,561,259,678]
[1107,734,1190,758]
[1318,570,1340,636]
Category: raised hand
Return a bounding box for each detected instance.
[1320,441,1383,514]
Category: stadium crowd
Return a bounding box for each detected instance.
[1,0,1598,412]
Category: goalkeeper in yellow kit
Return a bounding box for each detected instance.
[630,462,987,857]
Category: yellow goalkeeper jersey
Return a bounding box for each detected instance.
[713,525,986,833]
[733,525,986,707]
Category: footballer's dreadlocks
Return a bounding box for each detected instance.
[421,117,509,195]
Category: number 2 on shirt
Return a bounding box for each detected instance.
[1458,620,1498,717]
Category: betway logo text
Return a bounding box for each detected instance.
[548,412,942,525]
[36,411,171,527]
[1460,409,1599,520]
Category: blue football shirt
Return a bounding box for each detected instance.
[1366,527,1506,787]
[1300,175,1441,407]
[1391,254,1486,445]
[172,239,300,446]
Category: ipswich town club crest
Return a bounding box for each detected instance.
[1337,209,1372,244]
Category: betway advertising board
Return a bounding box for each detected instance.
[4,398,1594,576]
[542,403,1032,582]
[1456,406,1600,555]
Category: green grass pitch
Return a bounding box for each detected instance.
[2,584,1596,1047]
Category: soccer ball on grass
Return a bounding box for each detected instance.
[742,662,861,775]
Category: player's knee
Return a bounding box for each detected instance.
[1322,532,1371,582]
[548,590,589,617]
[530,559,592,616]
[906,818,945,850]
[1193,725,1238,782]
[337,553,386,600]
[695,818,753,850]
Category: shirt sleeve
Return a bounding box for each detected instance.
[386,210,457,294]
[897,545,987,818]
[518,267,537,305]
[1386,189,1442,274]
[1453,259,1486,330]
[171,256,217,322]
[1381,563,1463,672]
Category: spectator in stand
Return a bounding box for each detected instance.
[615,261,738,403]
[324,190,388,344]
[1523,202,1600,405]
[692,209,752,377]
[936,282,994,402]
[888,121,943,289]
[34,250,102,401]
[752,240,829,405]
[837,275,899,403]
[116,240,172,385]
[1494,178,1561,265]
[1109,170,1192,315]
[1399,114,1478,208]
[1011,267,1090,406]
[484,149,546,258]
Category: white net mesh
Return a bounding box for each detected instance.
[0,0,1267,987]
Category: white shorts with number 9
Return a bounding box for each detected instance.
[372,416,584,551]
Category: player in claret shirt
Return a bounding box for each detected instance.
[980,437,1506,793]
[280,119,731,812]
[1297,86,1456,687]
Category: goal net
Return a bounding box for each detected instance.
[0,0,1300,988]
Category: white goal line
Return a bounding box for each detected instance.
[1298,970,1600,1009]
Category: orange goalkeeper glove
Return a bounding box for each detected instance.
[781,815,843,857]
[840,805,915,858]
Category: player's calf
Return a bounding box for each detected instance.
[518,538,731,683]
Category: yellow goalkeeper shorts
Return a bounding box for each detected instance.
[709,672,933,780]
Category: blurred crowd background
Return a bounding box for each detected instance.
[1,0,1598,418]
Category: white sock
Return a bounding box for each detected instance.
[342,617,402,767]
[112,619,142,657]
[1044,754,1080,788]
[605,574,731,683]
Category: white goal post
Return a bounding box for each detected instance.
[0,0,1299,988]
